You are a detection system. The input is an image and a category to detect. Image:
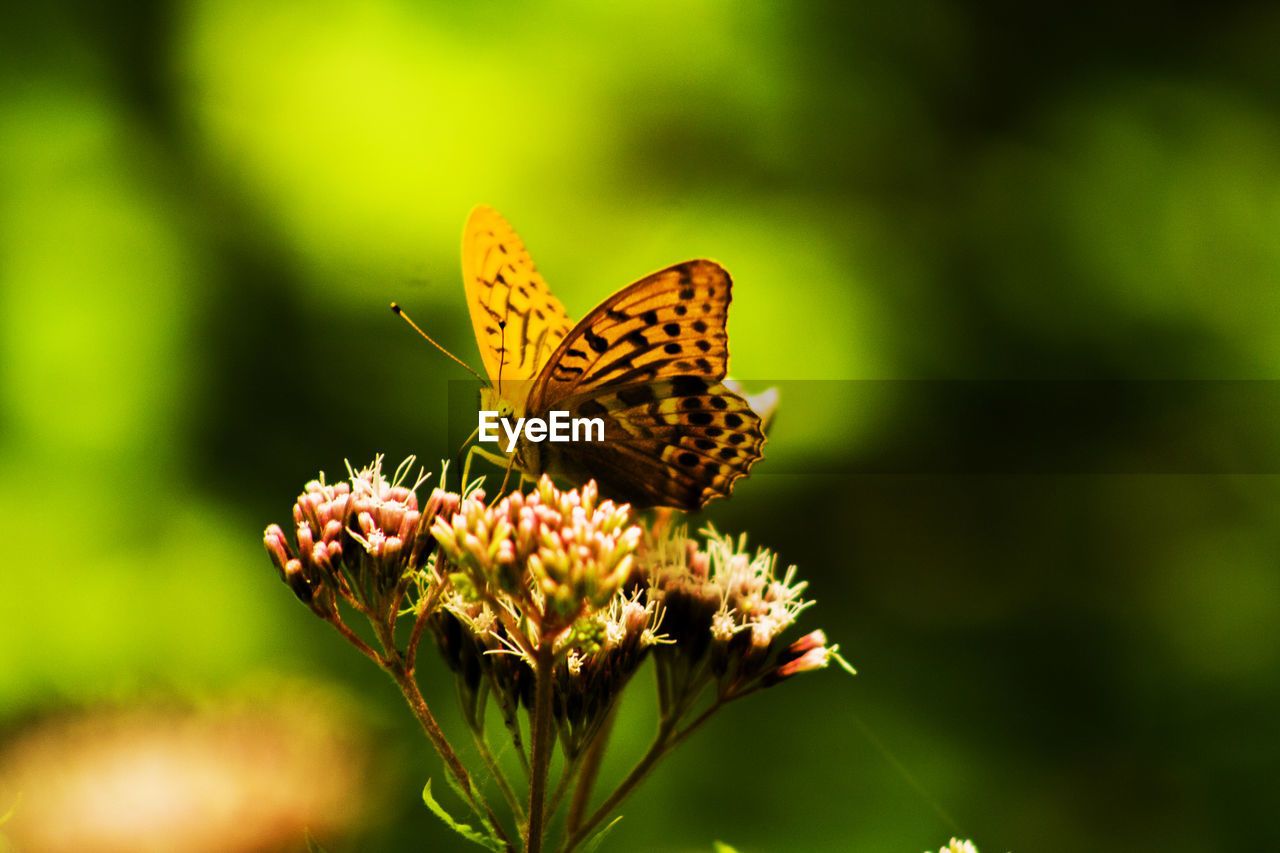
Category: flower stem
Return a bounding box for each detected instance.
[329,615,382,664]
[566,703,618,835]
[562,691,729,853]
[561,718,676,853]
[389,660,514,849]
[525,637,557,853]
[470,721,526,827]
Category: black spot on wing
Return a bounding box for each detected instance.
[616,385,656,406]
[585,330,609,353]
[672,376,708,396]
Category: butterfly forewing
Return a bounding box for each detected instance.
[528,261,731,410]
[462,205,575,386]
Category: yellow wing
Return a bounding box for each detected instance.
[461,205,574,386]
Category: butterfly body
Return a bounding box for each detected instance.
[462,206,765,510]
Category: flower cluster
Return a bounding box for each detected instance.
[645,525,843,707]
[263,457,846,852]
[432,476,640,633]
[429,475,658,754]
[263,456,456,622]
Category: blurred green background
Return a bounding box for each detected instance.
[3,1,1280,851]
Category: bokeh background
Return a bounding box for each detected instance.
[4,1,1280,851]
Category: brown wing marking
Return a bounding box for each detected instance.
[462,205,574,385]
[528,260,731,412]
[546,377,765,510]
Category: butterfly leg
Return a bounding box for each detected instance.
[494,451,520,504]
[460,443,512,497]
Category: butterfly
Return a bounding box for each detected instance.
[459,205,765,511]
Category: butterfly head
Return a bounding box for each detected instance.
[479,386,521,421]
[478,383,543,476]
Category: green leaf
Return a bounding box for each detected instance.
[422,780,506,851]
[580,815,624,853]
[440,772,504,841]
[712,843,741,853]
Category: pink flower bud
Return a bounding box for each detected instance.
[263,525,293,571]
[296,522,315,555]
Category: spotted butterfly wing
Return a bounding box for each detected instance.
[552,375,766,509]
[527,262,765,509]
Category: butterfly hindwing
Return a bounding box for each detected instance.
[543,377,765,509]
[462,205,574,385]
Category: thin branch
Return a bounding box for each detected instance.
[566,703,618,835]
[545,751,584,832]
[561,719,677,853]
[406,577,445,673]
[469,720,526,828]
[387,659,513,850]
[328,616,382,665]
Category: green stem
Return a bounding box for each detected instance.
[566,703,619,835]
[544,751,582,833]
[525,637,557,853]
[561,718,677,853]
[470,721,527,829]
[563,691,732,853]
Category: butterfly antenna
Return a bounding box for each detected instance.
[496,320,508,395]
[390,303,486,382]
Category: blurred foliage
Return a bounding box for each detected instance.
[3,1,1280,851]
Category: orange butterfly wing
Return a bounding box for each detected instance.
[528,262,765,510]
[462,205,574,386]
